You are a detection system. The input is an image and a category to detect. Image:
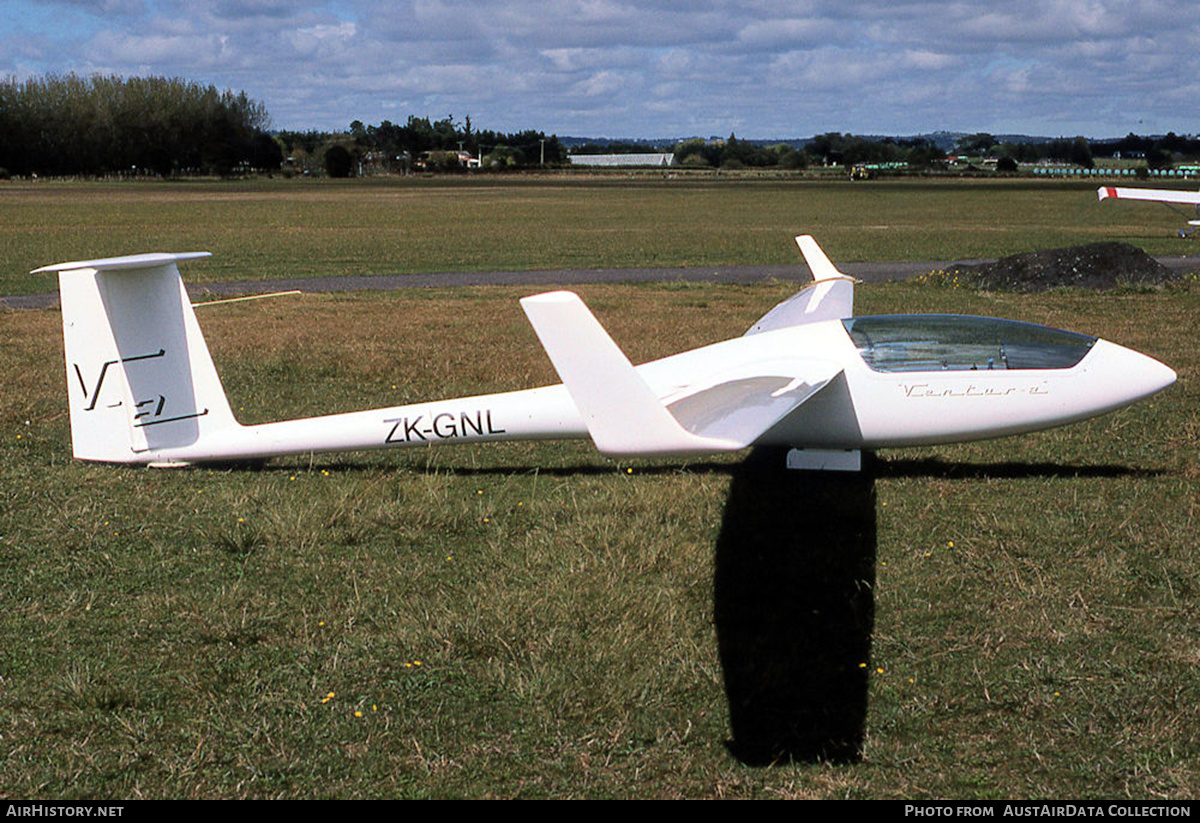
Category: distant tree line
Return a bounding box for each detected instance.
[273,115,568,176]
[1088,132,1200,169]
[956,133,1098,168]
[674,134,805,169]
[802,133,946,168]
[957,132,1200,170]
[0,74,282,178]
[670,131,1200,173]
[673,132,946,170]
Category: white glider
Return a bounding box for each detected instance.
[1098,185,1200,237]
[35,237,1175,471]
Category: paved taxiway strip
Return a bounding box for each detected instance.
[5,257,1198,310]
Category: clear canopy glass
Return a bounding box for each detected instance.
[843,315,1097,372]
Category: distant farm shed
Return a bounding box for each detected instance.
[568,153,676,167]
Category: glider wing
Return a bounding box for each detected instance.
[1097,186,1200,206]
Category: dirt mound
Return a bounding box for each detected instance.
[942,242,1180,292]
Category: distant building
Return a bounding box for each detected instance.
[568,153,676,167]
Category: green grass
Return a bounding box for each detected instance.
[2,175,1195,295]
[1,179,1198,798]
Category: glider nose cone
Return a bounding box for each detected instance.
[1144,355,1177,396]
[1090,339,1176,407]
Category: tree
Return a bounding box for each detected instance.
[905,140,946,169]
[249,132,284,172]
[1146,146,1174,170]
[324,144,354,177]
[673,138,714,166]
[0,74,273,177]
[955,133,997,156]
[773,144,807,170]
[1068,136,1094,169]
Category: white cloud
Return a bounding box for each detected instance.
[89,29,233,70]
[286,21,357,57]
[4,0,1199,136]
[572,69,631,98]
[736,17,840,50]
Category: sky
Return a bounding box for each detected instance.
[4,0,1198,140]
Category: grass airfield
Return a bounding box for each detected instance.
[4,174,1196,294]
[1,175,1198,799]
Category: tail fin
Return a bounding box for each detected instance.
[520,291,740,457]
[34,252,238,464]
[520,291,841,458]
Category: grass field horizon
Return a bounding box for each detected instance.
[2,177,1197,799]
[5,175,1197,296]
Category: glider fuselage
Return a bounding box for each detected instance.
[37,237,1175,469]
[107,312,1172,465]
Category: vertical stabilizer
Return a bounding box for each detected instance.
[521,291,742,456]
[34,253,238,464]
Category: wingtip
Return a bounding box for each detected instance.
[794,235,846,282]
[520,290,579,306]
